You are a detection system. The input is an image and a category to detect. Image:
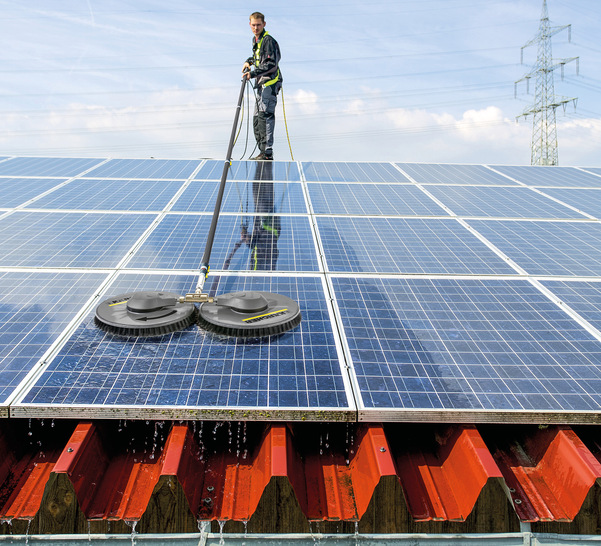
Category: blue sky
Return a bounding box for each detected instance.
[1,0,600,165]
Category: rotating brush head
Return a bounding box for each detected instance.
[197,290,301,338]
[95,291,197,337]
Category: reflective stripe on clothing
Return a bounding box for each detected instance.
[254,31,280,87]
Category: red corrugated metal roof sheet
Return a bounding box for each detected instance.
[484,425,601,522]
[393,425,503,521]
[1,419,600,534]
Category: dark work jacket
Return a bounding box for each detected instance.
[246,30,283,90]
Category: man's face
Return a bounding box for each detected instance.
[249,18,266,38]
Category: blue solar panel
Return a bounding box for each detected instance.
[172,180,307,214]
[196,161,301,181]
[302,162,409,183]
[469,220,601,276]
[491,165,601,188]
[396,163,516,185]
[0,178,67,208]
[318,217,517,274]
[86,158,201,179]
[0,211,155,268]
[0,271,106,405]
[0,157,105,177]
[25,179,185,211]
[334,277,601,413]
[426,186,586,218]
[536,188,601,219]
[307,183,448,216]
[127,214,319,272]
[20,274,352,417]
[5,157,601,423]
[541,280,601,331]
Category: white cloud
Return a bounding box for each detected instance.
[557,117,601,167]
[288,89,320,116]
[0,87,236,158]
[1,91,598,167]
[379,105,532,164]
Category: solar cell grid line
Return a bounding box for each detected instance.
[306,183,449,216]
[0,178,68,209]
[171,179,307,214]
[538,188,601,219]
[126,213,319,272]
[0,211,157,268]
[468,219,601,277]
[195,160,301,181]
[316,216,518,275]
[0,270,107,409]
[13,273,354,421]
[332,276,601,422]
[424,185,590,219]
[489,165,601,188]
[0,157,108,178]
[84,158,202,179]
[302,161,410,183]
[24,178,187,212]
[395,163,519,186]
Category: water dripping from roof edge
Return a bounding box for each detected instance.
[1,518,13,535]
[149,420,165,460]
[227,421,234,454]
[125,519,138,546]
[198,421,206,461]
[310,520,322,545]
[218,519,226,545]
[235,421,241,459]
[25,519,32,546]
[198,519,210,541]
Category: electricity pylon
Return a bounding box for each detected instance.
[515,0,578,166]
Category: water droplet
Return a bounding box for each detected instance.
[218,520,226,546]
[125,520,138,546]
[197,519,210,536]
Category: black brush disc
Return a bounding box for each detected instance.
[198,291,301,338]
[95,291,197,337]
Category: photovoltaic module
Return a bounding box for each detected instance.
[2,156,601,422]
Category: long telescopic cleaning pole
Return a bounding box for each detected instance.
[196,75,248,295]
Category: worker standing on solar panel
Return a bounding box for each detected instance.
[242,11,282,161]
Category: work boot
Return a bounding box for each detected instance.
[251,152,267,160]
[264,149,273,160]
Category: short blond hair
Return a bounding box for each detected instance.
[249,12,265,22]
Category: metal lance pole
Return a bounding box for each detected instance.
[196,75,248,295]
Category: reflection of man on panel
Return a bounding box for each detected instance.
[244,161,279,270]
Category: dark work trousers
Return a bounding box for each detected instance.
[253,84,277,154]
